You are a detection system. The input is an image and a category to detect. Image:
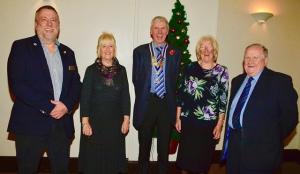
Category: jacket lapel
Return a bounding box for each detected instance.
[165,46,171,79]
[31,36,53,93]
[145,43,152,82]
[58,44,70,98]
[243,68,269,115]
[165,45,177,86]
[229,74,246,107]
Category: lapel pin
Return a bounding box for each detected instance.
[169,49,175,56]
[63,51,67,54]
[33,43,37,46]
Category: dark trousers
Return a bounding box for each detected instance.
[138,95,172,174]
[226,129,274,174]
[15,121,71,174]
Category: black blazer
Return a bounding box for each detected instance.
[224,68,298,170]
[132,43,181,129]
[7,35,81,138]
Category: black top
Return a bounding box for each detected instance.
[79,62,130,173]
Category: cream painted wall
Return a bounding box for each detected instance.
[217,0,300,149]
[0,0,219,161]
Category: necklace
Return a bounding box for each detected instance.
[95,57,120,86]
[149,42,168,68]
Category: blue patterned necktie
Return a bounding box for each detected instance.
[221,76,254,161]
[154,46,165,98]
[232,77,254,129]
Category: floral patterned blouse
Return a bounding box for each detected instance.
[177,62,229,121]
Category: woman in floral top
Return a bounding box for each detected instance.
[175,35,229,174]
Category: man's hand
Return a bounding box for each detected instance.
[50,100,68,119]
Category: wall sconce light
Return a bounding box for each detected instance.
[251,12,273,24]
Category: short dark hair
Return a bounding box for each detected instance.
[35,5,59,22]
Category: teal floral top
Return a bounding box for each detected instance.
[177,62,229,121]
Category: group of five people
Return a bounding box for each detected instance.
[7,5,298,174]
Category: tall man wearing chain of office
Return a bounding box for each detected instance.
[132,16,181,174]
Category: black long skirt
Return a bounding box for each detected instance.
[176,118,217,173]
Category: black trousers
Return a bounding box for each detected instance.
[15,121,71,174]
[226,129,274,174]
[138,95,172,174]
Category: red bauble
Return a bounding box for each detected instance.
[170,28,176,33]
[184,38,189,44]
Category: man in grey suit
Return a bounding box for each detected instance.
[223,43,298,174]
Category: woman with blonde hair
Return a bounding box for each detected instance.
[79,32,130,173]
[175,35,229,174]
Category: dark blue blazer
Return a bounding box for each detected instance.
[224,68,298,170]
[132,43,181,129]
[7,35,81,138]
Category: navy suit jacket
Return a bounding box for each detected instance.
[7,35,81,138]
[132,43,181,129]
[224,68,298,170]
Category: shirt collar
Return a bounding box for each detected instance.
[152,42,166,49]
[39,38,60,47]
[246,69,263,82]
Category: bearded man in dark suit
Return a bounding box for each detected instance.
[7,5,81,174]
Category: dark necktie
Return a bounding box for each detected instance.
[232,77,254,129]
[221,77,254,160]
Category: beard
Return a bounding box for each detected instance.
[36,27,59,44]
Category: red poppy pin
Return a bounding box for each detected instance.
[169,49,175,56]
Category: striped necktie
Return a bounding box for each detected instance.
[221,76,254,160]
[232,77,254,129]
[154,46,165,98]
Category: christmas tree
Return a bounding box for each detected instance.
[167,0,191,152]
[168,0,192,77]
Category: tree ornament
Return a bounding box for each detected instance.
[170,28,176,33]
[177,20,182,24]
[176,12,181,16]
[184,38,189,44]
[176,36,180,40]
[181,29,186,33]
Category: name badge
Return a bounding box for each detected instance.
[68,65,76,71]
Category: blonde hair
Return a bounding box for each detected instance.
[196,35,219,62]
[150,16,169,31]
[96,32,116,58]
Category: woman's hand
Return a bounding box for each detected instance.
[175,107,182,133]
[121,115,130,134]
[175,118,181,133]
[82,117,92,136]
[213,113,225,140]
[213,124,222,140]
